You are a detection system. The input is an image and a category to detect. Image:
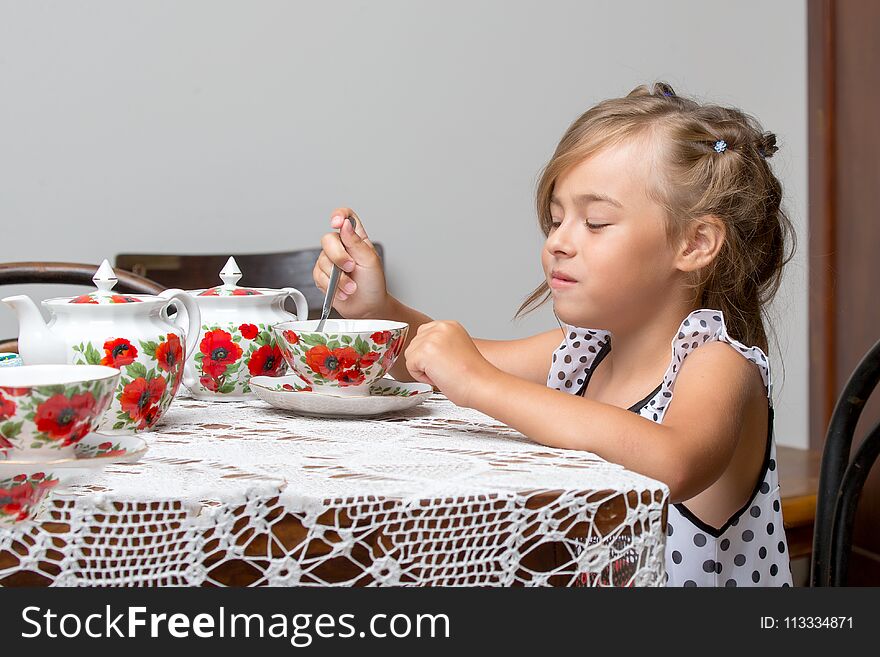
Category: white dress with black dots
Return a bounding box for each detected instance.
[546,309,792,587]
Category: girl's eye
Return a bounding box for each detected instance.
[585,221,609,230]
[549,220,562,231]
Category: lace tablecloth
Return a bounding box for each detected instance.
[0,393,669,586]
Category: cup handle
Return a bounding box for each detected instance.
[158,289,202,362]
[283,287,309,321]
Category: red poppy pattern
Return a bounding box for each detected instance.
[200,329,243,379]
[278,327,407,388]
[34,392,98,446]
[0,472,59,524]
[155,333,183,372]
[239,324,259,340]
[119,376,167,430]
[101,338,138,368]
[69,294,141,304]
[96,441,127,458]
[72,331,187,433]
[0,387,29,397]
[371,330,392,345]
[110,295,142,304]
[192,322,288,395]
[0,393,15,421]
[247,343,284,377]
[197,286,263,296]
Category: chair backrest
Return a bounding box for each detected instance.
[0,261,166,352]
[116,246,384,320]
[0,261,165,294]
[811,336,880,586]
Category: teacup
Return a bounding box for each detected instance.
[273,320,408,397]
[0,460,68,525]
[0,364,120,461]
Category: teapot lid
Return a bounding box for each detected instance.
[67,260,145,305]
[196,257,265,297]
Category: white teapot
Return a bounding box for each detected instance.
[184,257,308,399]
[1,260,200,434]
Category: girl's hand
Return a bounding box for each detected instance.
[404,320,499,407]
[313,208,390,319]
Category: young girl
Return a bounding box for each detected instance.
[312,82,795,587]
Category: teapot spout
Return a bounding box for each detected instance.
[1,295,67,364]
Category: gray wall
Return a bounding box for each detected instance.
[0,0,808,446]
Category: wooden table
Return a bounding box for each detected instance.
[778,445,822,561]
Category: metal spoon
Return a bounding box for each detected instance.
[316,214,357,332]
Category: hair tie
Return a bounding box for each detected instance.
[713,140,728,153]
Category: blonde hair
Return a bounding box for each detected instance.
[517,82,795,352]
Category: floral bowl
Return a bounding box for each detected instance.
[0,461,65,526]
[273,320,408,397]
[0,364,120,461]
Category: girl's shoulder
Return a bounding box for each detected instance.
[670,308,771,400]
[653,308,772,428]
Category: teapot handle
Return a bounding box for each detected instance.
[158,289,202,362]
[282,287,309,321]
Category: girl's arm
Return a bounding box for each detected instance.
[466,340,766,503]
[373,296,563,384]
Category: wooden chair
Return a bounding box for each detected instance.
[0,261,166,353]
[810,336,880,586]
[115,246,384,321]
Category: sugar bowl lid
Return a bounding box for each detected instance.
[64,260,146,305]
[195,257,269,297]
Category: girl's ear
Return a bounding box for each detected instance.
[675,216,726,273]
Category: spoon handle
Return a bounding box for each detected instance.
[316,214,357,332]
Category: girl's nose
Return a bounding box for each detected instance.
[545,220,577,257]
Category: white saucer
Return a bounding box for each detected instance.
[72,433,148,464]
[249,375,433,418]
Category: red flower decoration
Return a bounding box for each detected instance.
[304,345,358,378]
[110,295,141,304]
[155,333,183,373]
[337,369,365,387]
[200,289,220,296]
[199,329,243,378]
[101,338,138,368]
[239,324,259,340]
[0,393,15,421]
[248,343,284,377]
[98,441,113,450]
[34,392,98,445]
[358,351,379,368]
[119,376,166,430]
[199,376,220,392]
[1,503,27,521]
[380,339,401,372]
[232,288,260,296]
[282,330,299,345]
[71,295,98,304]
[371,331,392,345]
[1,387,29,397]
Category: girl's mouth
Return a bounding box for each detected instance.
[550,270,577,288]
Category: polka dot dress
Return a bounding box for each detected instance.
[547,309,792,587]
